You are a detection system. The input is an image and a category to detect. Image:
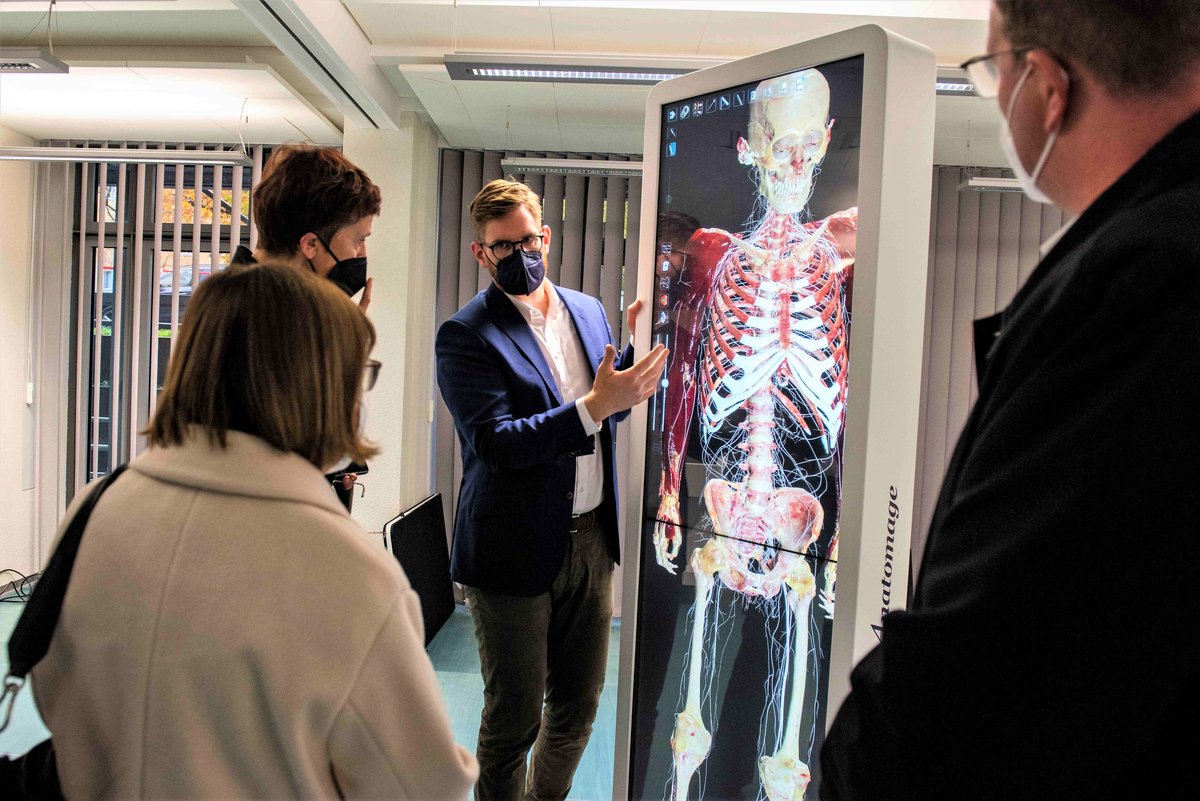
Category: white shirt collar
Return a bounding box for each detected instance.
[1039,218,1077,259]
[504,281,560,323]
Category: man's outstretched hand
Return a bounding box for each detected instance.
[583,342,668,423]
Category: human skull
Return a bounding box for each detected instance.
[738,68,833,214]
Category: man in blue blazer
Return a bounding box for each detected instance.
[436,179,667,801]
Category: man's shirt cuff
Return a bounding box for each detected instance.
[575,397,603,435]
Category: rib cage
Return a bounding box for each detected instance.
[700,219,850,457]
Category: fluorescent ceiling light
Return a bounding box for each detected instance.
[501,156,643,176]
[447,0,989,18]
[0,47,69,75]
[935,80,976,96]
[469,67,683,82]
[448,55,977,93]
[446,56,691,84]
[0,146,253,166]
[958,176,1021,192]
[0,1,225,8]
[936,65,976,96]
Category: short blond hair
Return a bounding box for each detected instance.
[469,178,543,239]
[146,263,379,469]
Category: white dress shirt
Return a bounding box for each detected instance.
[1039,218,1076,258]
[505,283,604,515]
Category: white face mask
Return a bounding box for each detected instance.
[999,63,1064,205]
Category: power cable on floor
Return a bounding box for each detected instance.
[0,570,39,604]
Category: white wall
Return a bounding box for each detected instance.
[0,124,37,575]
[343,113,442,533]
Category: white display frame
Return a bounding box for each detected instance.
[613,24,935,799]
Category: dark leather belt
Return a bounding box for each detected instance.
[569,509,598,533]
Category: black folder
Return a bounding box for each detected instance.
[383,494,455,647]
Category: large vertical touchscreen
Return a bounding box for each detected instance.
[631,56,864,801]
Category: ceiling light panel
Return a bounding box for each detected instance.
[501,156,642,176]
[0,48,69,74]
[443,53,716,85]
[428,0,988,18]
[935,80,975,95]
[0,145,252,166]
[959,176,1023,192]
[445,58,691,84]
[0,1,235,9]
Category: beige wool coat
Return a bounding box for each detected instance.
[31,429,478,799]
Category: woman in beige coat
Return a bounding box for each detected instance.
[31,264,478,799]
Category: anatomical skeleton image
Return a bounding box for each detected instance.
[652,68,857,801]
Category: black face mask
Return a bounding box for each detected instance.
[492,248,545,296]
[313,234,368,297]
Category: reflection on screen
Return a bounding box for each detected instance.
[632,56,864,801]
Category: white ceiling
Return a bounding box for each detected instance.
[0,0,1006,164]
[349,0,1000,158]
[0,1,265,47]
[0,62,342,143]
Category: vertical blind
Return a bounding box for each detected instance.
[910,166,1068,581]
[431,159,1069,602]
[47,142,267,493]
[434,149,643,560]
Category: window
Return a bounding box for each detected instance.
[70,146,266,485]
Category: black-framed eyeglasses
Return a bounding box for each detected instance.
[482,233,544,261]
[363,359,382,393]
[959,46,1033,98]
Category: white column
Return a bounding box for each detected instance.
[342,113,442,533]
[0,124,37,572]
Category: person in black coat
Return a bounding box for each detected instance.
[821,2,1200,799]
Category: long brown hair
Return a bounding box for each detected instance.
[146,263,379,469]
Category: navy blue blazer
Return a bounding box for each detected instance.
[435,283,632,596]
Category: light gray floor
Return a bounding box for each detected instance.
[0,602,53,757]
[0,600,620,801]
[428,604,621,801]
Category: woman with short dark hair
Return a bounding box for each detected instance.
[31,264,478,800]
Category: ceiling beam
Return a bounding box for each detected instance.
[231,0,409,130]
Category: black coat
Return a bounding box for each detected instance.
[821,111,1200,800]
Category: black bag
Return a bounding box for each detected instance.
[0,465,126,801]
[0,740,60,801]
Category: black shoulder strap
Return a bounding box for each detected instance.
[6,465,128,680]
